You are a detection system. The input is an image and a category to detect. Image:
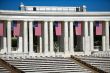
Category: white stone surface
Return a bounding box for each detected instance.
[0,7,110,57]
[18,37,23,53]
[44,21,49,56]
[3,37,7,53]
[29,21,33,53]
[84,21,91,55]
[102,36,106,51]
[7,21,11,53]
[69,21,74,54]
[24,6,80,12]
[23,21,28,53]
[90,21,94,51]
[64,21,69,57]
[105,21,109,51]
[49,21,55,56]
[40,36,42,54]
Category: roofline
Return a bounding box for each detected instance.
[24,5,81,8]
[0,10,110,16]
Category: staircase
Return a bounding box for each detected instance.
[77,56,110,73]
[2,57,92,73]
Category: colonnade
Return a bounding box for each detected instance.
[0,20,109,57]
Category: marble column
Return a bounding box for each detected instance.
[102,36,106,51]
[102,22,106,51]
[44,21,48,55]
[3,22,7,53]
[39,21,42,54]
[105,21,109,51]
[49,21,55,56]
[84,21,91,55]
[64,21,69,55]
[18,37,23,53]
[69,21,74,54]
[82,22,85,53]
[7,20,11,53]
[39,36,42,54]
[29,21,33,53]
[3,37,7,53]
[23,21,28,53]
[90,21,94,51]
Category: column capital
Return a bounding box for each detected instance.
[69,21,74,23]
[47,20,54,22]
[69,21,74,22]
[90,21,94,24]
[64,21,68,22]
[23,20,28,22]
[44,21,48,24]
[83,21,89,22]
[89,21,94,22]
[102,20,110,22]
[29,21,33,24]
[7,20,12,22]
[44,20,48,23]
[70,21,74,25]
[103,20,109,22]
[49,21,53,24]
[29,20,34,22]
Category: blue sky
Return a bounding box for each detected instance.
[0,0,110,11]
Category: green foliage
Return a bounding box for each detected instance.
[11,37,17,47]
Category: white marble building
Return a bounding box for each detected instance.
[0,3,110,57]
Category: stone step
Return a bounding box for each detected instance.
[8,62,78,65]
[2,57,92,73]
[6,61,74,64]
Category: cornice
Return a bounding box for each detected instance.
[0,10,110,16]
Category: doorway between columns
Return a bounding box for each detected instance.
[0,21,5,53]
[11,21,23,53]
[33,21,42,53]
[0,37,3,52]
[33,36,40,53]
[53,21,64,53]
[93,21,104,51]
[73,21,84,52]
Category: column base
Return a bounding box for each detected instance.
[24,52,28,54]
[44,52,49,57]
[50,52,55,57]
[17,48,23,53]
[85,51,91,56]
[29,52,34,55]
[70,52,75,56]
[18,37,23,53]
[64,51,70,57]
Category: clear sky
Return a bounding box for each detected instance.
[0,0,110,11]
